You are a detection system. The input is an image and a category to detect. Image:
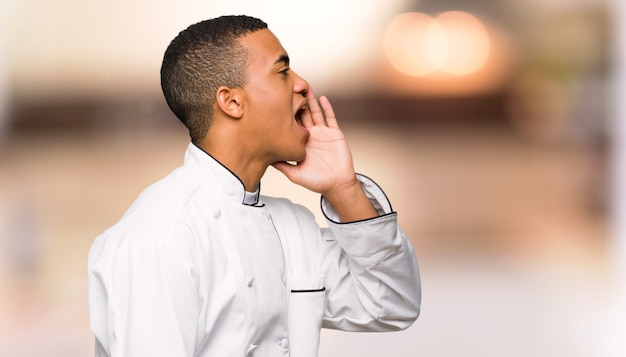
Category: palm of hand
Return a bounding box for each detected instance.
[288,125,355,194]
[272,90,358,195]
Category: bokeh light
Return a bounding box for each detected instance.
[384,11,491,77]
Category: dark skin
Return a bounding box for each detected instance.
[199,29,377,222]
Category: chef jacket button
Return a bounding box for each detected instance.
[247,276,254,287]
[279,338,289,349]
[213,208,221,219]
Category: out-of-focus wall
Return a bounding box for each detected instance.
[609,0,626,353]
[1,0,622,356]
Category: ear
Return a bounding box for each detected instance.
[215,86,244,119]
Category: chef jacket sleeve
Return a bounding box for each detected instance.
[318,174,421,331]
[88,222,201,357]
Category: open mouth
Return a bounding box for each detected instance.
[295,105,306,126]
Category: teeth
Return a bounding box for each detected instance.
[296,106,305,117]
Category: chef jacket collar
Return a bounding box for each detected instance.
[185,143,261,206]
[243,188,260,206]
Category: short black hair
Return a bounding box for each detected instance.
[160,15,268,143]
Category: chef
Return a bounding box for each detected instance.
[88,15,421,357]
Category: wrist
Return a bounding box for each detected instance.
[322,178,378,222]
[322,177,360,203]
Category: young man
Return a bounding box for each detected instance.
[88,15,420,357]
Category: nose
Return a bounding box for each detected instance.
[292,71,309,97]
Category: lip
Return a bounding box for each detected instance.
[297,118,310,137]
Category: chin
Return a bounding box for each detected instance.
[276,140,307,163]
[286,148,306,163]
[285,151,305,163]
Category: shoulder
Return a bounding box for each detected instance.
[134,166,204,206]
[127,165,211,215]
[99,166,215,248]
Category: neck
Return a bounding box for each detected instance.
[197,135,268,192]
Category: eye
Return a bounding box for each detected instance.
[279,68,290,76]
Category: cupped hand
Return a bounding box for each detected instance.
[271,88,358,196]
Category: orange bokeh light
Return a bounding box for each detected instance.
[384,11,491,77]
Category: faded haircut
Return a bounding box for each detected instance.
[160,15,268,143]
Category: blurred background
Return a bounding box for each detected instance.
[0,0,624,355]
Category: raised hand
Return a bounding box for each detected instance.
[272,88,377,221]
[272,88,355,195]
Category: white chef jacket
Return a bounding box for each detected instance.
[88,143,421,357]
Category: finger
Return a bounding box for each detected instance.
[306,87,326,126]
[319,96,339,128]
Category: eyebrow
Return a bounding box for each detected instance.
[274,54,290,67]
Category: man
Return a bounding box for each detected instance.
[88,15,420,357]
